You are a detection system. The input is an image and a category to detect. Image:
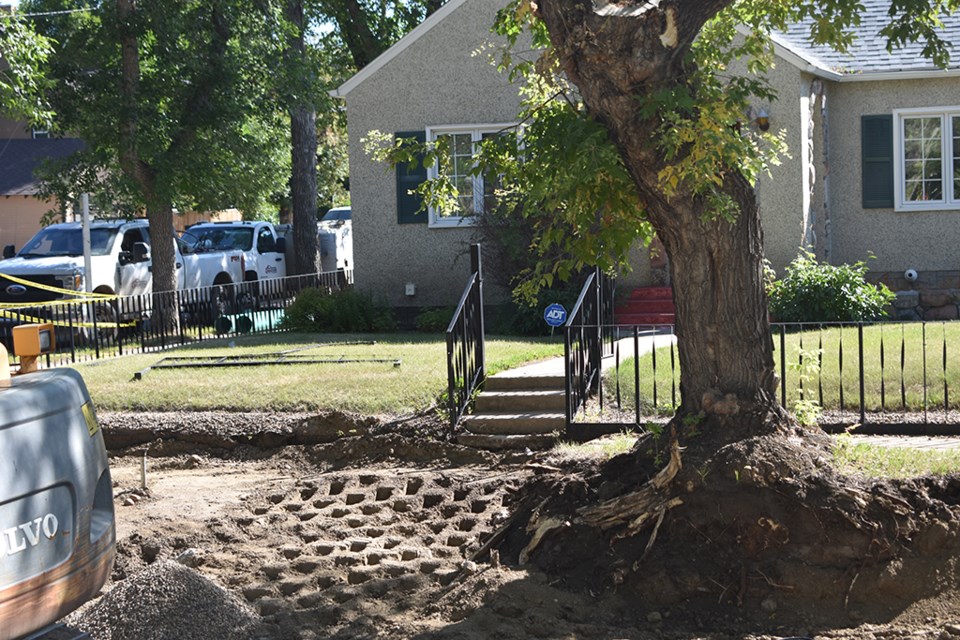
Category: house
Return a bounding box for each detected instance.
[0,114,241,255]
[0,117,84,253]
[335,0,960,321]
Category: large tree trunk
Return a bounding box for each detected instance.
[289,105,319,275]
[286,0,320,276]
[537,0,780,427]
[496,2,960,624]
[117,0,178,295]
[146,199,178,295]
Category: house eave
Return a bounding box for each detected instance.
[836,68,960,82]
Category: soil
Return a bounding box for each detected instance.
[67,410,960,640]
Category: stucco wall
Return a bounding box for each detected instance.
[345,0,524,308]
[344,3,830,306]
[828,77,960,274]
[747,61,810,276]
[0,196,57,253]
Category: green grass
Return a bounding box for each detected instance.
[832,434,960,478]
[550,431,639,462]
[607,322,960,413]
[72,333,564,414]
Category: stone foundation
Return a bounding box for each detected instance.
[869,271,960,321]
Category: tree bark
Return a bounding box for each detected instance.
[286,0,320,276]
[117,0,178,295]
[538,0,783,426]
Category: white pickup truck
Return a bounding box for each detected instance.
[0,219,244,306]
[180,220,287,284]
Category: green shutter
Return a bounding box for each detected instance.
[395,130,427,224]
[862,115,894,209]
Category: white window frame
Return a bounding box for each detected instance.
[893,106,960,212]
[31,128,49,139]
[425,123,515,228]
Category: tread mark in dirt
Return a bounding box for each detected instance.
[233,470,506,618]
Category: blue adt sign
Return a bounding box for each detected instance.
[543,303,567,327]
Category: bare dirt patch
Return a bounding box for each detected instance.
[65,413,960,640]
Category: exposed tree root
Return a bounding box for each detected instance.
[498,417,960,629]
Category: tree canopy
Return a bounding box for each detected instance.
[0,13,53,126]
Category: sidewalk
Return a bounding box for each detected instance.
[490,331,677,380]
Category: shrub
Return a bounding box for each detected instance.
[767,252,894,323]
[415,307,454,333]
[281,288,396,333]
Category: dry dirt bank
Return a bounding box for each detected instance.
[62,412,960,640]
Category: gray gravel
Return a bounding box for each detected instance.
[71,560,266,640]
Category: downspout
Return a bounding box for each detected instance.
[801,80,816,253]
[819,82,832,263]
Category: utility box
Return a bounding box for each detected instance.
[0,368,115,640]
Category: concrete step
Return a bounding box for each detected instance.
[474,390,566,412]
[485,375,565,392]
[616,299,676,314]
[462,411,565,435]
[457,432,558,451]
[614,312,676,326]
[625,286,673,301]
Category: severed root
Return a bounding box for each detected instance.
[578,435,683,534]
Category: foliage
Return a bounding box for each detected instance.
[314,0,446,70]
[767,252,895,323]
[414,307,454,333]
[789,346,824,426]
[25,1,290,215]
[281,288,396,333]
[0,14,53,126]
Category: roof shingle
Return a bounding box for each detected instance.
[774,0,960,74]
[0,138,84,196]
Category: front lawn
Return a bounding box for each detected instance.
[73,333,564,414]
[606,322,960,414]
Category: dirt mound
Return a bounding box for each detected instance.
[71,560,265,640]
[497,421,960,632]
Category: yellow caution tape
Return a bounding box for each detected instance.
[0,308,137,329]
[0,272,117,299]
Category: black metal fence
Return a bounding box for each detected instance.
[566,320,960,436]
[0,269,351,368]
[446,244,486,430]
[564,268,615,431]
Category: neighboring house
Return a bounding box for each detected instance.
[336,0,960,320]
[0,116,240,256]
[0,130,85,253]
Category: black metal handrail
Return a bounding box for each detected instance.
[564,267,613,429]
[0,268,352,368]
[446,244,486,430]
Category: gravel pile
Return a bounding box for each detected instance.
[73,560,265,640]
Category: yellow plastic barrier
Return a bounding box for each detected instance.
[0,272,117,299]
[0,273,136,328]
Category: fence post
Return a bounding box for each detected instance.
[857,322,867,424]
[471,244,485,382]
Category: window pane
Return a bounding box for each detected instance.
[904,118,924,139]
[905,159,924,181]
[903,116,944,202]
[924,138,942,159]
[436,133,477,218]
[925,118,942,138]
[906,180,924,201]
